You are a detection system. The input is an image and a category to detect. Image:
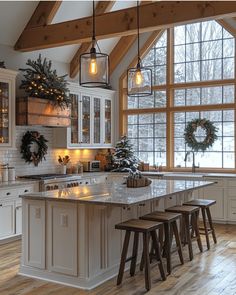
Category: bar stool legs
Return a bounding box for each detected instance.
[206,207,217,244]
[117,231,131,285]
[130,232,139,276]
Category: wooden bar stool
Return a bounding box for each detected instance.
[165,205,203,261]
[140,211,184,274]
[115,219,166,291]
[183,199,217,249]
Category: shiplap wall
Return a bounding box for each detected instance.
[0,126,97,176]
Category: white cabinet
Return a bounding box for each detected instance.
[23,199,45,269]
[0,68,17,149]
[47,201,78,276]
[203,177,225,221]
[53,83,115,149]
[0,183,38,243]
[0,201,15,238]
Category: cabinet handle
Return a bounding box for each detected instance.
[85,182,89,184]
[24,189,29,193]
[0,204,2,207]
[6,192,11,196]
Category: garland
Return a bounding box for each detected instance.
[19,54,70,109]
[184,118,218,152]
[21,131,48,166]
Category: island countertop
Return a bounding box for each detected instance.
[20,179,215,207]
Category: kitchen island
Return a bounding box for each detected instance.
[19,179,214,290]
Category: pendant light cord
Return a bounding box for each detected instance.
[137,1,141,66]
[92,0,95,44]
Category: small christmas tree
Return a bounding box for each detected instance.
[112,135,140,172]
[19,54,70,109]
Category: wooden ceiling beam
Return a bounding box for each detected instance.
[26,1,61,29]
[109,1,151,76]
[70,1,115,79]
[15,1,62,52]
[15,1,236,52]
[217,19,236,37]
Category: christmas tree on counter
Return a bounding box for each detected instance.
[19,54,70,109]
[112,135,140,172]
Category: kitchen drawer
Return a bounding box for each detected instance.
[204,177,224,187]
[227,188,236,198]
[227,179,236,187]
[228,199,236,221]
[0,185,34,200]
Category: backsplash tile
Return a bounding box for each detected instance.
[0,126,97,176]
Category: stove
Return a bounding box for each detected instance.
[19,174,82,191]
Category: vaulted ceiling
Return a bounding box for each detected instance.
[0,1,236,79]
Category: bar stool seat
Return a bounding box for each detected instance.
[165,205,203,261]
[115,219,166,291]
[183,199,217,249]
[140,211,184,274]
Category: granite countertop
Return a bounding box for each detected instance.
[20,179,215,207]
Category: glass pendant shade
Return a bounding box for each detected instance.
[79,1,110,88]
[80,48,109,87]
[127,65,152,96]
[127,1,152,97]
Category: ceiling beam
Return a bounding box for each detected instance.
[26,1,61,29]
[217,19,236,37]
[15,1,62,51]
[109,1,152,76]
[109,35,137,75]
[15,1,236,52]
[70,1,115,79]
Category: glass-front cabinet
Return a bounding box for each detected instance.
[0,69,17,149]
[53,84,114,149]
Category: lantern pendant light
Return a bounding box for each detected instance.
[79,0,110,88]
[127,1,152,96]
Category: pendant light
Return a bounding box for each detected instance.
[79,0,109,88]
[127,1,152,96]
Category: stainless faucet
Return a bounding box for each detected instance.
[184,151,199,173]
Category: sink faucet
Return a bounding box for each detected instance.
[184,151,199,173]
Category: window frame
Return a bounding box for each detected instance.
[119,24,236,172]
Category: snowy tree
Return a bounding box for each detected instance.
[112,136,140,172]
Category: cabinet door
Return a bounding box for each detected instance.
[70,93,80,145]
[81,94,91,144]
[0,80,11,147]
[15,201,22,235]
[0,201,14,238]
[23,199,45,269]
[93,97,101,145]
[104,98,112,145]
[47,201,77,276]
[203,187,224,220]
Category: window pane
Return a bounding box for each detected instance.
[201,59,222,80]
[186,23,201,43]
[223,58,234,79]
[223,38,234,58]
[201,21,222,41]
[155,91,166,107]
[223,85,234,103]
[174,63,185,83]
[186,43,200,62]
[202,40,222,60]
[186,62,200,82]
[173,110,234,168]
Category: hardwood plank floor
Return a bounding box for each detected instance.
[0,224,236,295]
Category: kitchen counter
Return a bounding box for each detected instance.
[20,179,214,207]
[19,179,215,290]
[0,179,39,188]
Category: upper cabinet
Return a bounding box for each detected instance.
[0,68,17,149]
[53,83,115,149]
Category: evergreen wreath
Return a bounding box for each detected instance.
[21,131,48,166]
[184,118,218,152]
[19,54,70,109]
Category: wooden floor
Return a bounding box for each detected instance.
[0,224,236,295]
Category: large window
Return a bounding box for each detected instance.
[122,20,236,170]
